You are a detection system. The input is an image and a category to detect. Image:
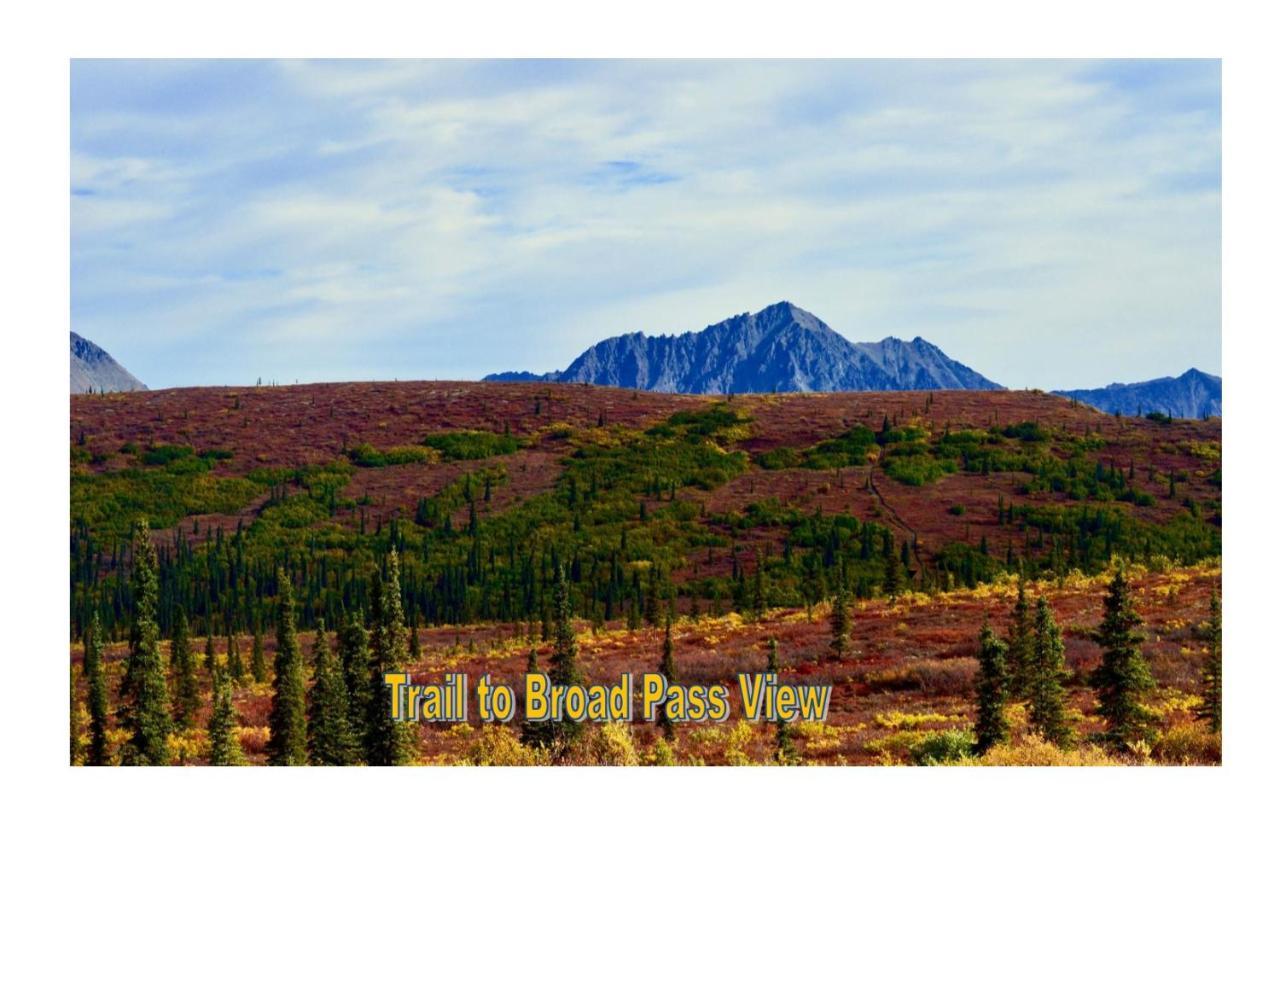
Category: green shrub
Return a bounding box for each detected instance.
[909,729,977,765]
[883,453,952,486]
[422,430,520,461]
[666,404,750,436]
[751,425,880,472]
[347,443,435,467]
[940,429,992,446]
[71,466,262,538]
[255,494,330,530]
[1119,488,1157,507]
[801,425,877,469]
[877,425,928,444]
[142,443,195,466]
[756,447,801,470]
[1001,421,1049,442]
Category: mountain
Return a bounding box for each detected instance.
[484,302,1002,393]
[484,370,556,383]
[71,332,147,394]
[1054,368,1221,419]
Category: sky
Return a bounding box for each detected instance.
[70,59,1221,391]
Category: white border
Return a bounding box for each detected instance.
[4,3,1277,985]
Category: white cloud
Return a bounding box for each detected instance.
[71,59,1220,389]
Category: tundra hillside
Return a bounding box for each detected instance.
[69,381,1222,765]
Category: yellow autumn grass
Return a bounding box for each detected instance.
[954,737,1130,766]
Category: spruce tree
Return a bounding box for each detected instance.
[366,551,415,765]
[366,567,385,742]
[208,665,245,766]
[521,646,552,749]
[121,519,159,704]
[339,608,373,747]
[547,562,584,750]
[883,552,902,601]
[84,614,110,766]
[226,632,244,683]
[171,608,198,730]
[308,620,358,765]
[657,610,678,741]
[267,570,308,766]
[70,659,83,765]
[1027,597,1073,748]
[1197,591,1223,734]
[644,566,660,627]
[250,624,267,683]
[750,555,766,619]
[204,627,216,674]
[1089,566,1157,751]
[768,637,795,763]
[829,583,850,660]
[973,619,1010,755]
[1005,579,1034,700]
[120,521,172,765]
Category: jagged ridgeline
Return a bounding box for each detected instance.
[70,381,1219,644]
[486,301,1003,393]
[1054,368,1221,420]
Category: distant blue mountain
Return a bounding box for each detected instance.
[484,301,1002,393]
[71,332,146,394]
[1055,368,1221,419]
[484,369,556,383]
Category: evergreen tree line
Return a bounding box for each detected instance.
[74,520,418,766]
[75,518,607,766]
[71,506,917,646]
[72,522,1222,766]
[72,492,1216,651]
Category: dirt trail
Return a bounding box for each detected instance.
[866,467,925,574]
